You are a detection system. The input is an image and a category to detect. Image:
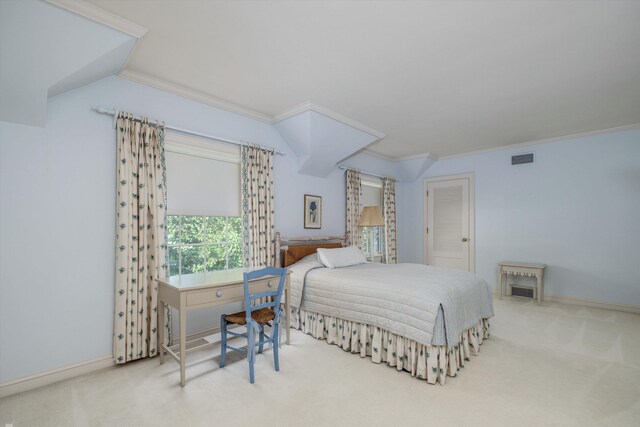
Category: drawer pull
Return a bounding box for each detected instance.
[216,290,223,297]
[268,281,273,288]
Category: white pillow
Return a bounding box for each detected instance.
[316,246,367,269]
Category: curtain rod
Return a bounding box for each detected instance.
[92,106,285,156]
[338,165,397,181]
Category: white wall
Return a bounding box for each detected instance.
[0,75,391,383]
[398,129,640,306]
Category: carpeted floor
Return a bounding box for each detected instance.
[1,297,639,426]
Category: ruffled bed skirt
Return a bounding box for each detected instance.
[289,308,490,385]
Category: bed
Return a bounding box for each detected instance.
[275,232,494,385]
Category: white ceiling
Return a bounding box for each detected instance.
[87,0,640,159]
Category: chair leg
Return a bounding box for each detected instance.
[259,324,265,354]
[273,323,280,372]
[247,325,255,384]
[220,315,227,368]
[278,309,283,349]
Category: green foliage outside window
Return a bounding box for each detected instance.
[167,215,243,275]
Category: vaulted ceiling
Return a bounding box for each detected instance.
[86,0,640,159]
[7,1,640,160]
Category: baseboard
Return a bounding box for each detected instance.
[5,292,633,399]
[543,294,640,314]
[492,287,640,314]
[0,324,237,399]
[0,355,114,399]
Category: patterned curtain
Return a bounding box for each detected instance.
[345,169,363,249]
[382,177,398,264]
[113,112,170,364]
[241,145,276,267]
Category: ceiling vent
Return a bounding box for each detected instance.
[511,153,534,165]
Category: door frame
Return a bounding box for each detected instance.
[423,173,476,272]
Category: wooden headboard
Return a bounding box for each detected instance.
[275,232,347,267]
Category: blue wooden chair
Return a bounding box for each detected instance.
[219,266,287,384]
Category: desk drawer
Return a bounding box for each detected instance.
[251,277,280,293]
[186,285,244,307]
[184,277,282,307]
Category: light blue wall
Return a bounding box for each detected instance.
[398,129,640,306]
[0,75,393,382]
[2,72,638,383]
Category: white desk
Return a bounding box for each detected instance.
[157,268,291,386]
[497,261,546,304]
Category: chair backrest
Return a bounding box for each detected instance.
[243,266,287,323]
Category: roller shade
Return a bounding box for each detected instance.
[361,178,382,208]
[165,131,240,217]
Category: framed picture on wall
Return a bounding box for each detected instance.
[304,194,322,229]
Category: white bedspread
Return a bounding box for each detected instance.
[287,257,494,346]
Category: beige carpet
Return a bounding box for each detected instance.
[1,298,639,426]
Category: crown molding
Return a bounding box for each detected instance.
[363,148,438,162]
[46,0,148,38]
[365,123,640,162]
[360,148,397,161]
[118,69,272,123]
[396,151,439,162]
[437,123,640,161]
[273,102,386,139]
[117,72,387,137]
[271,102,311,123]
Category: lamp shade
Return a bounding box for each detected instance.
[358,206,384,227]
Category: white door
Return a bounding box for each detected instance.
[425,175,474,272]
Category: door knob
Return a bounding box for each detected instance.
[462,237,469,242]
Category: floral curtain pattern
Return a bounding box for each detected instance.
[382,177,398,264]
[241,145,276,267]
[114,113,170,364]
[345,169,363,249]
[291,307,490,385]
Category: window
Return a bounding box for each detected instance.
[167,215,243,275]
[164,131,242,276]
[363,226,384,257]
[165,131,241,218]
[361,178,384,257]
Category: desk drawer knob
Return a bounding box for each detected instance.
[268,281,273,288]
[216,290,223,297]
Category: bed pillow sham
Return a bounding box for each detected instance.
[316,246,367,268]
